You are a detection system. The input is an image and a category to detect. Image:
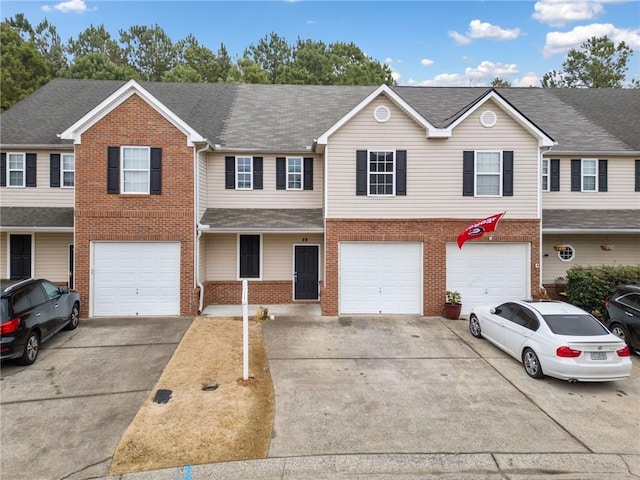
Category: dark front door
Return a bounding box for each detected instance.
[10,234,32,279]
[69,244,74,289]
[294,245,319,300]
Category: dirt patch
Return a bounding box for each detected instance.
[108,317,274,475]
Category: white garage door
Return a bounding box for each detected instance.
[92,242,180,316]
[446,243,529,315]
[340,242,422,315]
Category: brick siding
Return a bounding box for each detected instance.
[203,280,319,306]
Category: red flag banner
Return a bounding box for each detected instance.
[457,212,505,249]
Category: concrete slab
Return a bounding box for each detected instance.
[202,303,321,317]
[0,316,193,480]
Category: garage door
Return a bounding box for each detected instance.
[340,242,422,315]
[446,243,529,315]
[92,242,180,316]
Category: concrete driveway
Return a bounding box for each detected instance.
[0,316,193,480]
[262,315,640,459]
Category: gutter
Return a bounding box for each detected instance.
[0,144,74,150]
[543,228,640,234]
[543,150,640,156]
[0,227,74,232]
[194,141,212,315]
[198,227,325,234]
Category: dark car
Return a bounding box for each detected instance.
[602,285,640,353]
[1,278,80,365]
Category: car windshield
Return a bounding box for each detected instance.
[543,314,609,336]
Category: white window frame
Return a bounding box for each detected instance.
[7,152,26,188]
[237,234,262,280]
[287,157,303,190]
[62,153,75,188]
[368,150,395,196]
[121,146,150,194]
[236,156,253,190]
[541,158,549,192]
[557,245,575,262]
[475,151,502,197]
[581,158,598,192]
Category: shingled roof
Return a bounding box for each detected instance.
[1,80,638,154]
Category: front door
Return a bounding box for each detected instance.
[10,234,32,279]
[68,244,74,289]
[294,245,319,300]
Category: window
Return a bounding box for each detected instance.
[239,235,260,279]
[541,159,549,192]
[582,159,597,192]
[62,154,75,188]
[121,146,150,194]
[557,245,575,262]
[287,157,303,190]
[236,156,253,189]
[475,151,501,196]
[8,153,25,187]
[41,280,61,300]
[369,151,395,195]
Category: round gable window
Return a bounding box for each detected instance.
[480,110,497,128]
[374,105,391,123]
[557,245,575,262]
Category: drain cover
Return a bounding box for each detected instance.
[153,389,172,404]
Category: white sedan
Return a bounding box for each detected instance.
[469,300,632,382]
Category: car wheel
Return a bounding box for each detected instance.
[523,348,544,379]
[609,323,629,346]
[16,331,40,366]
[64,302,80,331]
[469,314,482,338]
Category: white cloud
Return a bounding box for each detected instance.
[532,0,604,27]
[511,73,541,87]
[543,23,640,57]
[448,30,471,45]
[405,60,521,87]
[466,60,520,78]
[306,20,316,25]
[385,57,403,65]
[421,58,434,67]
[467,19,521,41]
[42,0,88,13]
[408,73,469,87]
[391,70,402,83]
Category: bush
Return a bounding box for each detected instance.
[565,265,640,317]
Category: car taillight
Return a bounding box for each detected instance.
[617,346,631,357]
[0,317,21,335]
[604,300,609,307]
[556,346,582,358]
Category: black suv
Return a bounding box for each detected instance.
[1,278,80,365]
[602,285,640,354]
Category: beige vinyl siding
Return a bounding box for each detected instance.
[542,234,640,283]
[0,233,6,278]
[198,234,207,283]
[34,232,73,282]
[326,96,540,219]
[0,151,74,207]
[206,153,324,209]
[198,152,208,220]
[204,233,323,281]
[543,156,640,209]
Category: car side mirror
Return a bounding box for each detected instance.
[490,307,497,314]
[59,286,69,294]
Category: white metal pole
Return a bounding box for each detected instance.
[242,280,249,380]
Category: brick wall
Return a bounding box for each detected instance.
[74,94,198,317]
[203,280,320,306]
[322,218,541,316]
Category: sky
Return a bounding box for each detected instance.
[1,0,639,87]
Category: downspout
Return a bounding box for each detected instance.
[538,146,553,295]
[194,141,211,314]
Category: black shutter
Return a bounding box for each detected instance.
[356,150,367,196]
[107,147,120,194]
[26,153,36,187]
[550,159,560,191]
[396,150,406,196]
[503,151,513,196]
[150,148,162,194]
[276,157,286,190]
[463,151,474,196]
[50,154,61,187]
[598,159,607,192]
[0,153,6,187]
[239,235,260,278]
[571,159,581,191]
[253,157,263,189]
[303,157,313,190]
[635,160,640,192]
[225,156,235,189]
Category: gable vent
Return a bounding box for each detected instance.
[480,110,497,128]
[374,105,391,123]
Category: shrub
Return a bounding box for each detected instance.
[566,265,640,317]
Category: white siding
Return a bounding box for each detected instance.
[206,153,324,209]
[0,233,6,278]
[34,233,73,282]
[198,151,208,220]
[0,151,74,207]
[542,234,640,283]
[204,233,323,281]
[326,96,540,219]
[542,156,640,209]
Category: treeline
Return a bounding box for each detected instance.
[1,13,395,111]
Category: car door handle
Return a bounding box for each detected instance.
[626,312,633,316]
[36,312,41,317]
[54,304,59,308]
